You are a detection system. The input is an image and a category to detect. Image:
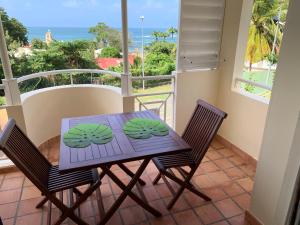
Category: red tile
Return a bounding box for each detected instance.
[15,212,42,225]
[183,192,208,207]
[155,184,172,198]
[150,215,176,225]
[0,189,21,204]
[193,175,215,188]
[201,162,220,173]
[236,178,254,193]
[233,193,251,210]
[120,195,137,209]
[222,182,245,197]
[211,221,230,225]
[146,199,169,217]
[195,204,224,224]
[211,140,224,150]
[0,202,17,219]
[207,171,231,185]
[18,197,44,216]
[206,150,223,160]
[228,214,246,225]
[120,205,146,225]
[173,210,203,225]
[202,187,228,201]
[23,178,34,187]
[2,218,14,225]
[214,158,235,170]
[239,165,256,177]
[21,186,41,200]
[228,156,245,166]
[163,196,190,212]
[143,186,160,201]
[217,149,235,158]
[100,183,113,197]
[0,177,24,191]
[214,198,243,218]
[224,167,246,180]
[4,171,24,179]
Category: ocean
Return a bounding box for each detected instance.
[27,27,177,52]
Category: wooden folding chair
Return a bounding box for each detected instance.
[152,99,227,209]
[0,119,103,225]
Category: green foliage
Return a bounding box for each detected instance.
[244,74,256,93]
[31,38,47,49]
[89,22,123,50]
[0,8,28,46]
[63,124,113,148]
[100,47,121,58]
[0,97,5,106]
[123,118,169,139]
[167,27,178,38]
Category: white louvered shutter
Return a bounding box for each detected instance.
[176,0,225,71]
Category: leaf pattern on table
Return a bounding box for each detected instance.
[63,124,113,148]
[123,118,169,139]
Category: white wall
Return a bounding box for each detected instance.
[21,85,123,146]
[175,70,220,134]
[216,0,269,159]
[250,0,300,223]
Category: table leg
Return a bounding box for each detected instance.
[98,159,161,225]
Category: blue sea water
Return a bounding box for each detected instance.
[27,27,177,52]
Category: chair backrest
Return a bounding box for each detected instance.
[0,119,51,193]
[182,99,227,165]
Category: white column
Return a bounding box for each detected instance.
[0,15,21,105]
[121,0,131,96]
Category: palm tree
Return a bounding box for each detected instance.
[167,27,178,39]
[245,0,284,71]
[152,31,160,41]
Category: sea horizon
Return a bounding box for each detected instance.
[27,26,177,51]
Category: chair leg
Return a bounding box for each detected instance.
[47,200,52,225]
[167,186,185,209]
[36,197,48,208]
[152,172,161,185]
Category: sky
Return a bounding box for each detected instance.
[0,0,179,28]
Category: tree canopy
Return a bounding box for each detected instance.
[100,47,122,58]
[0,8,28,46]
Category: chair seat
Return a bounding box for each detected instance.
[48,165,94,192]
[152,152,195,171]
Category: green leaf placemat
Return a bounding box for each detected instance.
[123,118,169,139]
[63,124,113,148]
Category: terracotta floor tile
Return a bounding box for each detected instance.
[18,197,44,216]
[154,184,172,198]
[236,178,254,193]
[163,196,190,212]
[173,209,203,225]
[217,149,235,158]
[239,165,256,177]
[233,193,251,210]
[224,167,246,180]
[195,203,224,224]
[150,215,176,225]
[206,150,223,161]
[23,178,34,187]
[183,192,208,208]
[228,213,246,225]
[211,221,230,225]
[207,171,231,185]
[211,140,225,150]
[214,198,243,218]
[143,186,160,201]
[146,199,169,217]
[201,162,220,173]
[21,186,41,200]
[0,189,21,204]
[0,177,24,191]
[193,175,215,189]
[194,167,206,176]
[102,195,116,211]
[0,202,18,219]
[15,212,42,225]
[4,171,24,179]
[228,156,245,166]
[222,182,245,197]
[80,200,96,218]
[214,159,235,170]
[100,183,113,197]
[120,205,146,225]
[99,213,123,225]
[119,195,137,209]
[2,218,14,225]
[202,187,228,202]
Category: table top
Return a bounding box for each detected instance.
[59,111,191,173]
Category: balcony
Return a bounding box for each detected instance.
[0,0,300,225]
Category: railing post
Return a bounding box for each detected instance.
[121,0,132,96]
[0,15,21,105]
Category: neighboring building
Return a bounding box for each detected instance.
[45,30,53,45]
[96,54,135,69]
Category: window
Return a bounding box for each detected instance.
[236,0,289,100]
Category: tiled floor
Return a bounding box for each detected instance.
[0,140,255,225]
